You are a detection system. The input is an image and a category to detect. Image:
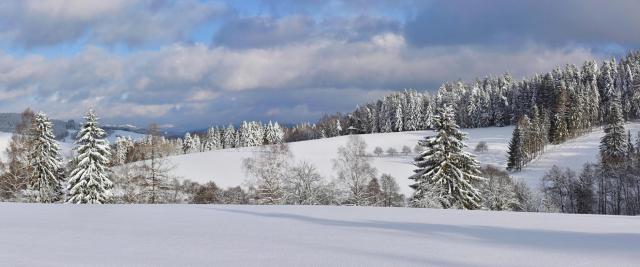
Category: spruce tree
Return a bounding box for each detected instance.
[506,124,525,171]
[67,110,113,204]
[182,132,194,153]
[550,83,569,144]
[409,106,486,209]
[600,93,627,170]
[29,112,63,203]
[222,124,236,149]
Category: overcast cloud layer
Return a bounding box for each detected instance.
[0,0,635,130]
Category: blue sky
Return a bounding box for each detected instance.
[0,0,637,130]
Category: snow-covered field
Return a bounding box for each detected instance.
[511,123,640,185]
[1,203,638,267]
[168,123,640,194]
[169,127,512,196]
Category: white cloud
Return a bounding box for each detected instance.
[0,33,607,128]
[0,0,227,47]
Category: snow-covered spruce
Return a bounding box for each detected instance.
[29,112,63,203]
[600,92,627,170]
[410,106,486,209]
[67,110,113,204]
[506,122,525,171]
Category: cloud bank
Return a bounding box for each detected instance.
[0,0,633,129]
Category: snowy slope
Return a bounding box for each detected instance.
[168,122,640,194]
[1,203,638,267]
[168,127,513,196]
[511,123,640,187]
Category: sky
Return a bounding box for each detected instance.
[0,0,638,130]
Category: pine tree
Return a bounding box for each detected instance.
[113,137,130,165]
[409,106,486,209]
[222,124,236,149]
[335,119,342,136]
[506,123,525,171]
[192,134,202,152]
[182,132,194,154]
[600,93,627,170]
[264,121,284,145]
[29,112,63,203]
[204,127,219,151]
[550,83,569,144]
[67,110,113,204]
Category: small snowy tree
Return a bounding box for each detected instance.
[29,112,63,203]
[365,177,382,206]
[474,141,488,153]
[332,135,376,205]
[222,124,237,149]
[386,147,398,157]
[409,106,486,209]
[480,165,520,211]
[67,110,113,204]
[401,145,412,156]
[379,174,404,207]
[373,146,384,157]
[264,121,285,145]
[243,144,292,204]
[182,132,195,154]
[282,161,324,205]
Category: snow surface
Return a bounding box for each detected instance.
[0,203,638,267]
[167,122,639,194]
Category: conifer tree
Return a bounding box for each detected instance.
[29,112,63,203]
[550,84,569,144]
[409,106,486,209]
[67,110,113,204]
[506,123,525,171]
[600,93,627,170]
[182,132,194,154]
[222,124,236,149]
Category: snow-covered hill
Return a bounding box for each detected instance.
[168,127,512,195]
[167,123,640,195]
[1,203,638,267]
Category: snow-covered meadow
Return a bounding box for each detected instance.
[167,122,640,194]
[1,203,638,267]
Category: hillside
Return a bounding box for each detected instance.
[1,203,638,267]
[167,123,640,195]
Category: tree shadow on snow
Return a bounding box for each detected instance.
[205,207,640,253]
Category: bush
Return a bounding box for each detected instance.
[386,147,398,157]
[193,181,220,204]
[474,141,489,153]
[373,146,384,157]
[401,145,411,156]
